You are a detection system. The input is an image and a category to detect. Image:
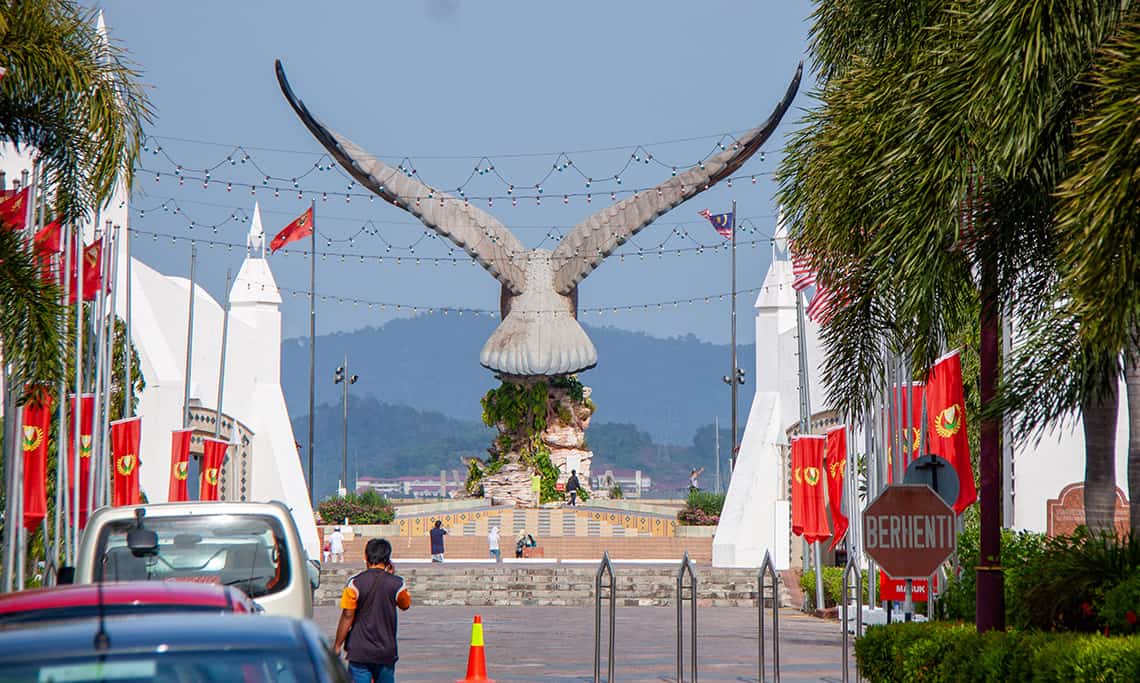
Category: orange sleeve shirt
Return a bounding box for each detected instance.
[340,577,412,611]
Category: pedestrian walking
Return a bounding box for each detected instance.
[488,525,501,562]
[329,526,346,564]
[566,470,581,506]
[689,467,705,492]
[334,538,412,683]
[429,520,448,563]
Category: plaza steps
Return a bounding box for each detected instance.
[389,504,682,539]
[336,535,712,564]
[315,564,795,608]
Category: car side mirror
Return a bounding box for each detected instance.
[57,566,75,585]
[307,559,321,590]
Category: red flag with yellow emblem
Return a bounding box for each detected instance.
[68,394,95,528]
[791,435,830,544]
[926,350,976,512]
[199,437,228,501]
[825,425,849,551]
[887,382,924,483]
[168,429,192,502]
[21,388,53,531]
[0,187,30,231]
[110,417,142,507]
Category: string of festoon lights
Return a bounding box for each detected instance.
[135,164,774,208]
[136,129,769,204]
[269,284,770,319]
[130,200,777,257]
[126,226,777,267]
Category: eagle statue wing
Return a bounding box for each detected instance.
[275,60,527,294]
[550,62,802,295]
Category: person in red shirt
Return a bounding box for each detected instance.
[334,539,412,683]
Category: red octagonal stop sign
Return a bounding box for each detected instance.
[862,484,957,579]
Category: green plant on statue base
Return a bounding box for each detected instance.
[465,375,597,504]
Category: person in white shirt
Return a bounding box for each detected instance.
[488,526,501,562]
[329,526,345,564]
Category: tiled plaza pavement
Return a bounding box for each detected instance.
[315,605,855,682]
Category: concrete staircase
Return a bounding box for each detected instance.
[316,564,794,608]
[337,535,712,563]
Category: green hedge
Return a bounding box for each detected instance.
[317,491,395,525]
[856,622,1140,682]
[801,566,870,609]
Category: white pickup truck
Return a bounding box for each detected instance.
[62,501,320,619]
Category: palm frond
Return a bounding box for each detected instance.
[1055,7,1140,355]
[0,229,62,390]
[0,0,152,221]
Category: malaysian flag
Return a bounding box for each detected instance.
[698,208,733,238]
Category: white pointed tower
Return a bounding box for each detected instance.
[713,208,826,569]
[227,204,319,555]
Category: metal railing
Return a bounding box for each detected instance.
[676,551,698,683]
[594,551,616,683]
[758,550,782,683]
[841,558,864,683]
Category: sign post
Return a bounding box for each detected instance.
[862,485,957,622]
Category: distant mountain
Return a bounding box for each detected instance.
[281,316,754,445]
[294,397,733,500]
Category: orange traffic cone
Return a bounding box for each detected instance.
[457,615,495,683]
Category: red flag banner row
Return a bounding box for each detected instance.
[22,390,53,531]
[791,435,830,543]
[68,394,95,529]
[199,437,229,501]
[111,417,142,507]
[791,428,852,550]
[169,429,192,503]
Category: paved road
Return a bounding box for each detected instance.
[315,605,855,682]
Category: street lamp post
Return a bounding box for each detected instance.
[333,355,358,497]
[722,367,746,471]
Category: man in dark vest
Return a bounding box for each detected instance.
[334,538,412,683]
[566,470,581,507]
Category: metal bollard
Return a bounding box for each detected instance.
[758,550,781,683]
[594,551,616,683]
[676,551,698,683]
[841,558,864,683]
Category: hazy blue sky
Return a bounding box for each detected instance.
[95,1,816,344]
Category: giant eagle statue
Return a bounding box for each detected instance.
[276,61,801,378]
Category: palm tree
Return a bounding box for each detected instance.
[0,0,150,389]
[778,0,1139,632]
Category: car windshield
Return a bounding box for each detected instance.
[95,515,290,598]
[0,650,318,683]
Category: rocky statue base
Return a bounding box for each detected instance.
[475,379,595,507]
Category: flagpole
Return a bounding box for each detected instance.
[307,200,316,503]
[795,284,825,613]
[729,200,739,472]
[100,225,119,507]
[123,222,133,419]
[71,223,85,562]
[56,223,72,568]
[182,244,197,430]
[214,270,232,441]
[87,226,107,519]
